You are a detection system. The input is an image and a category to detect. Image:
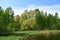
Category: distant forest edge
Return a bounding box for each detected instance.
[0,7,60,34]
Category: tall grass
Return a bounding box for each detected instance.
[0,30,60,40]
[24,31,60,40]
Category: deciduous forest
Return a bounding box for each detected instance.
[0,7,60,40]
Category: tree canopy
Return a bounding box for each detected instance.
[0,7,60,35]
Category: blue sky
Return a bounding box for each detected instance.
[0,0,60,16]
[0,0,60,8]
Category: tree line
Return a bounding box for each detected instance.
[0,7,60,34]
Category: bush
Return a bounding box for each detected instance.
[24,32,60,40]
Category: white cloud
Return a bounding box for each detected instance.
[13,4,60,17]
[13,8,25,16]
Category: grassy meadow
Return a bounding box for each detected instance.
[0,30,60,40]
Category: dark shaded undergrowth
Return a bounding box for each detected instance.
[24,31,60,40]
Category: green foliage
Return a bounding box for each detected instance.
[21,18,38,30]
[35,9,46,30]
[0,7,5,32]
[4,7,14,32]
[0,6,60,35]
[14,15,21,31]
[35,9,60,30]
[0,7,14,35]
[20,10,28,24]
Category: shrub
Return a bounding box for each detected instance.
[24,31,60,40]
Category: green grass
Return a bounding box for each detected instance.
[0,31,40,40]
[15,30,60,35]
[0,36,18,40]
[0,36,25,40]
[15,31,41,34]
[0,30,60,40]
